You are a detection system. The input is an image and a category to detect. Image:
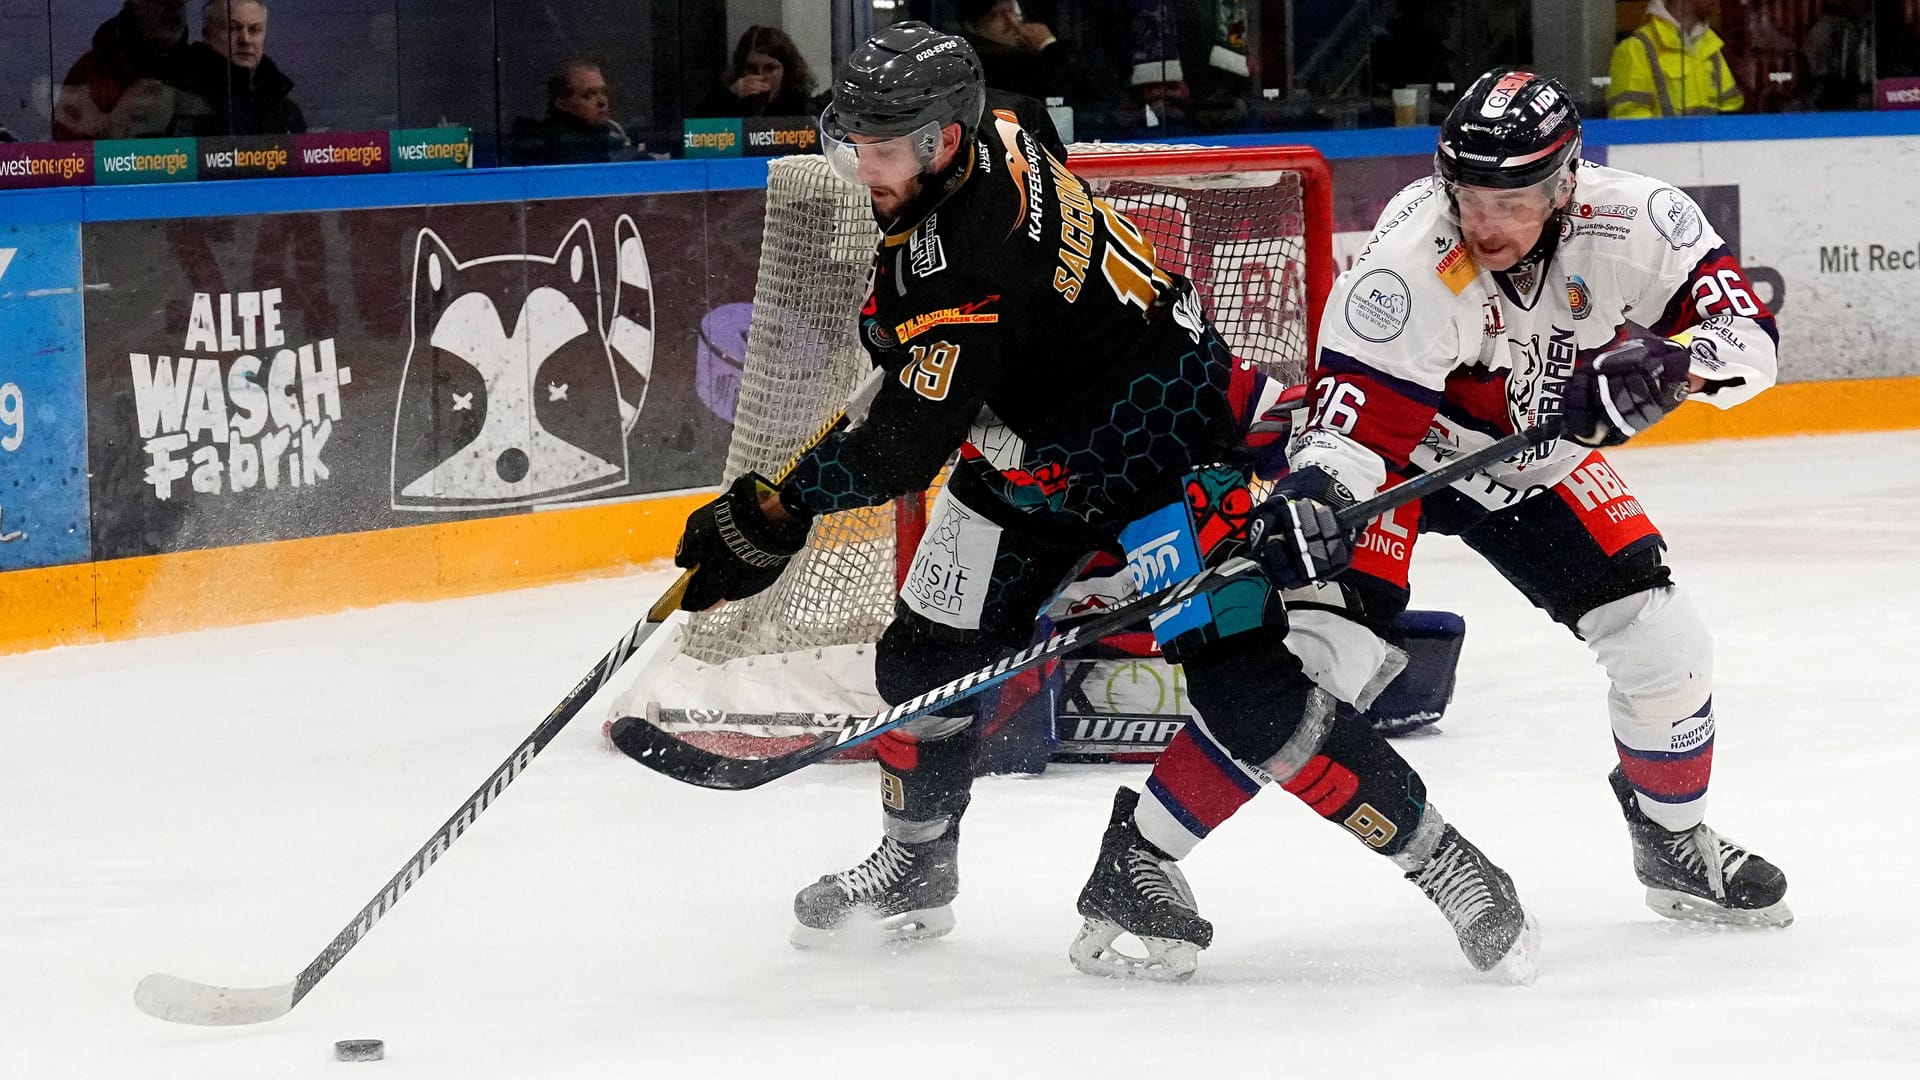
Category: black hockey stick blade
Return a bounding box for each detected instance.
[610,563,1231,789]
[609,422,1559,791]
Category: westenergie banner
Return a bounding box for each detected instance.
[0,129,470,190]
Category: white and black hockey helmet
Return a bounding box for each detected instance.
[1436,69,1582,192]
[820,21,986,187]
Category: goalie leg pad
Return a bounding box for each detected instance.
[1580,585,1716,832]
[1347,609,1467,735]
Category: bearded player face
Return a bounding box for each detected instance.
[824,121,966,221]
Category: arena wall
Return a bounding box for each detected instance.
[4,115,1916,654]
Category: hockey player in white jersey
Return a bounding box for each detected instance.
[1072,68,1789,975]
[1265,68,1788,923]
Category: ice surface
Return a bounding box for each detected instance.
[4,432,1918,1078]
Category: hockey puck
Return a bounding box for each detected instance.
[334,1039,384,1062]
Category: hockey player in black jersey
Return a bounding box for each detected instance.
[671,23,1536,982]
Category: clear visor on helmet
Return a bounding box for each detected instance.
[820,112,944,187]
[1443,171,1571,226]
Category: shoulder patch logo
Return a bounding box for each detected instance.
[1648,187,1703,251]
[1344,268,1412,343]
[1567,274,1591,319]
[1435,242,1478,295]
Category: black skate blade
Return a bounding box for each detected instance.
[1068,918,1201,983]
[790,906,956,951]
[1646,889,1794,929]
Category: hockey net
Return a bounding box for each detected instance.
[618,144,1333,719]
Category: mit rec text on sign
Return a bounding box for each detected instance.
[1817,244,1920,273]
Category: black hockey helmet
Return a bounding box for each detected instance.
[822,21,986,141]
[820,22,986,189]
[1436,69,1581,190]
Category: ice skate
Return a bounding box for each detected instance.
[1406,825,1538,984]
[1069,787,1213,982]
[791,832,959,948]
[1609,767,1791,928]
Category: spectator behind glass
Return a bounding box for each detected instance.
[691,25,816,117]
[172,0,307,135]
[1801,0,1875,110]
[1608,0,1745,118]
[958,0,1068,100]
[509,61,635,165]
[53,0,191,140]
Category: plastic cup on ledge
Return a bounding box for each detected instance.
[1392,87,1419,127]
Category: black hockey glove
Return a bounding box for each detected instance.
[675,472,812,611]
[1564,335,1691,448]
[1246,467,1357,591]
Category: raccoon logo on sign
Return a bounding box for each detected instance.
[390,217,654,511]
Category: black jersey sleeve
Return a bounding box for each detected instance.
[781,278,1010,516]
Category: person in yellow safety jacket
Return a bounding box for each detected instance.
[1607,0,1745,117]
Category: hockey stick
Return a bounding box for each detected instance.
[131,400,872,1027]
[609,421,1562,791]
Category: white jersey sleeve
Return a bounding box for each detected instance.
[1294,178,1477,501]
[1595,178,1778,409]
[1289,165,1782,511]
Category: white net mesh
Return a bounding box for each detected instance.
[678,145,1323,666]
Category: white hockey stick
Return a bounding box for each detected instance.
[134,613,673,1025]
[133,377,885,1026]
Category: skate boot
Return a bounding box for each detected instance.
[791,830,959,948]
[1069,787,1213,982]
[1405,824,1539,984]
[1609,767,1791,927]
